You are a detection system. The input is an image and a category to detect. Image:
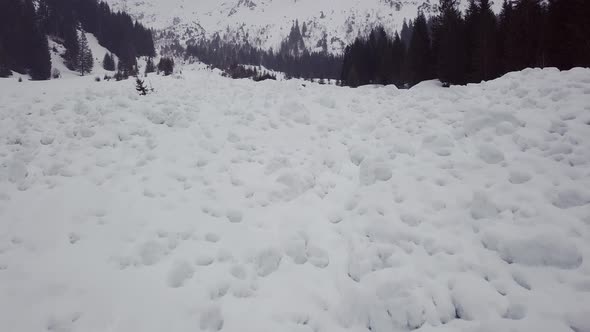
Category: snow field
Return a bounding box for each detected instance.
[0,67,590,332]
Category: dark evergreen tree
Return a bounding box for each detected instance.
[145,57,156,74]
[391,32,405,87]
[400,19,413,49]
[157,57,175,76]
[501,0,546,72]
[471,0,498,81]
[497,0,513,74]
[136,77,148,95]
[21,0,51,80]
[103,53,115,71]
[432,0,468,85]
[0,0,51,79]
[464,0,480,80]
[0,42,10,77]
[546,0,590,69]
[64,26,80,71]
[77,32,94,75]
[406,12,433,86]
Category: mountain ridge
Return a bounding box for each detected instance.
[103,0,452,53]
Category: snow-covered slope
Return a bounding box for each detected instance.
[1,67,590,332]
[103,0,443,53]
[48,32,118,79]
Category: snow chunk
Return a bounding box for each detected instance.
[464,110,522,136]
[422,134,454,156]
[306,246,329,268]
[451,274,508,320]
[254,248,282,277]
[138,240,167,266]
[280,101,311,125]
[470,192,499,220]
[478,144,505,164]
[349,146,370,166]
[7,160,28,183]
[482,231,583,269]
[273,171,315,201]
[509,170,532,184]
[359,158,392,185]
[226,209,243,223]
[200,307,224,331]
[552,189,590,209]
[167,260,194,288]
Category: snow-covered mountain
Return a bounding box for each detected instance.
[103,0,442,53]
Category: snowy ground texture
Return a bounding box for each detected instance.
[1,67,590,332]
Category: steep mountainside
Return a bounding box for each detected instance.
[104,0,447,53]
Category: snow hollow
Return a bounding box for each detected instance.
[0,67,590,332]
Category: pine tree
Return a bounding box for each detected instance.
[400,19,413,49]
[135,77,148,95]
[103,53,115,71]
[145,57,156,74]
[23,0,51,80]
[546,0,590,69]
[502,0,546,72]
[64,26,80,71]
[391,32,405,87]
[471,0,498,82]
[0,40,11,77]
[77,32,93,76]
[433,0,468,85]
[406,12,433,86]
[157,57,174,76]
[497,0,513,74]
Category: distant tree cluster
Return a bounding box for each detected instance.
[0,0,155,80]
[341,0,590,88]
[222,64,277,82]
[145,57,156,74]
[103,53,116,71]
[0,0,51,80]
[157,57,175,76]
[40,0,154,76]
[186,21,342,80]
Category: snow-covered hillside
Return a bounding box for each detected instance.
[103,0,485,53]
[1,68,590,332]
[48,32,119,79]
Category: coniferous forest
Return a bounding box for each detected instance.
[186,21,343,80]
[341,0,590,88]
[0,0,155,80]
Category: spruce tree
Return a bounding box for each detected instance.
[0,41,11,77]
[23,0,51,80]
[135,77,148,95]
[406,12,433,86]
[391,32,405,88]
[145,57,156,74]
[400,19,413,49]
[471,0,498,82]
[497,0,513,74]
[157,57,174,76]
[77,32,93,76]
[64,26,80,71]
[433,0,467,85]
[103,53,115,71]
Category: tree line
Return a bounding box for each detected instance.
[185,21,342,80]
[0,0,155,80]
[341,0,590,88]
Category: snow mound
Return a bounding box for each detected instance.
[482,230,583,269]
[1,67,589,332]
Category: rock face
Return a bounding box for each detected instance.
[103,0,450,53]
